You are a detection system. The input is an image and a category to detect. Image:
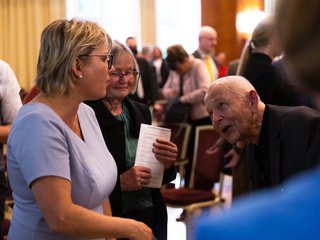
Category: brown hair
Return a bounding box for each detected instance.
[236,17,275,75]
[166,44,189,71]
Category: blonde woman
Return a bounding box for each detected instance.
[7,19,153,240]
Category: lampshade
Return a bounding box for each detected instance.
[236,10,266,38]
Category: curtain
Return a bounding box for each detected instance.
[140,0,155,46]
[0,0,66,91]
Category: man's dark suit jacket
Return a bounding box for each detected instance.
[158,59,169,88]
[85,97,176,240]
[130,57,158,106]
[247,104,320,190]
[192,49,221,78]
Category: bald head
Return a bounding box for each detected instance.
[198,26,218,54]
[205,76,264,144]
[205,76,257,104]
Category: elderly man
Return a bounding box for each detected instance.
[195,0,320,238]
[193,26,220,82]
[204,75,320,190]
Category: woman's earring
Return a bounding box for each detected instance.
[79,75,83,79]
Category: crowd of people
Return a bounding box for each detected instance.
[0,0,319,239]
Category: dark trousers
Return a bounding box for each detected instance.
[185,117,212,187]
[0,170,7,240]
[119,208,166,240]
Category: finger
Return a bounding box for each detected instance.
[134,166,152,174]
[153,143,178,155]
[155,138,177,147]
[225,156,241,168]
[223,150,233,158]
[206,145,219,155]
[139,172,152,180]
[154,149,178,160]
[140,177,151,185]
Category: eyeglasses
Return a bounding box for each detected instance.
[79,54,113,69]
[110,70,140,80]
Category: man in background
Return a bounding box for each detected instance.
[193,26,220,82]
[126,37,158,106]
[0,59,22,238]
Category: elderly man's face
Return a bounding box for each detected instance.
[205,87,254,144]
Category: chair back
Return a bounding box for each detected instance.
[189,125,224,190]
[157,122,191,162]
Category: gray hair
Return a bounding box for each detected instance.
[110,40,140,93]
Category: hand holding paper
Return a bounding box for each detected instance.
[134,124,172,188]
[152,138,178,169]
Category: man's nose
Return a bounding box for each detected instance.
[211,113,222,125]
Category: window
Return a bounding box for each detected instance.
[156,0,201,54]
[67,0,141,44]
[66,0,201,54]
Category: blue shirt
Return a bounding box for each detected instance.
[195,167,320,240]
[7,103,117,240]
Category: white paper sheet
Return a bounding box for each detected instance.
[134,124,172,188]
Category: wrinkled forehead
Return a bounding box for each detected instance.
[205,85,230,105]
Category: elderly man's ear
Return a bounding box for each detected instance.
[248,90,259,113]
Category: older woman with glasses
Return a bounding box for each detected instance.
[7,19,153,240]
[86,41,178,240]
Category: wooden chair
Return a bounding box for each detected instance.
[157,122,191,187]
[161,125,225,221]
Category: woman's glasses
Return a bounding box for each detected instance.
[110,70,140,80]
[79,54,113,69]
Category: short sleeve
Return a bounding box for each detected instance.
[8,110,71,187]
[0,60,22,123]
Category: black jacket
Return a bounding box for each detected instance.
[247,105,320,190]
[85,97,176,240]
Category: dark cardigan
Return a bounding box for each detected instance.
[85,97,176,240]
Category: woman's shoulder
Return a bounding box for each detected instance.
[190,55,203,66]
[9,103,64,141]
[125,97,149,113]
[15,103,56,122]
[124,98,151,123]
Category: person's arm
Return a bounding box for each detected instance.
[103,198,112,216]
[162,71,179,98]
[32,176,153,240]
[103,199,115,240]
[224,141,246,168]
[0,124,11,144]
[1,61,22,124]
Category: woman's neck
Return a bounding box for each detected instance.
[34,93,79,128]
[103,97,123,116]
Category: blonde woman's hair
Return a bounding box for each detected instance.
[36,18,112,96]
